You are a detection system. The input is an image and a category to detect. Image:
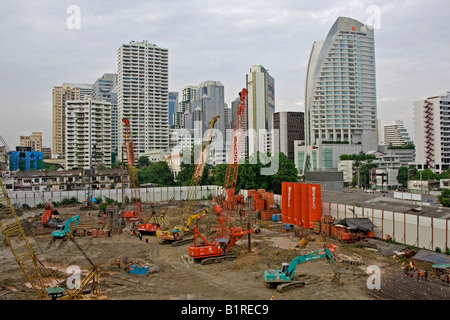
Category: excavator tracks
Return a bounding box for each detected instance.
[200,255,236,265]
[276,281,306,293]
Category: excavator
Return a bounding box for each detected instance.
[41,201,62,228]
[187,89,252,265]
[156,207,209,246]
[264,246,341,292]
[52,214,80,239]
[0,178,106,300]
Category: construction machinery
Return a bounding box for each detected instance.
[156,207,209,246]
[181,115,220,218]
[264,246,340,293]
[0,177,105,300]
[188,89,252,264]
[41,201,62,228]
[52,214,80,239]
[122,118,161,234]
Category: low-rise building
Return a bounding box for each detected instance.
[7,169,128,192]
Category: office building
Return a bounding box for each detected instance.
[117,41,169,162]
[52,83,92,158]
[273,112,304,161]
[169,92,178,128]
[246,65,275,156]
[414,92,450,173]
[92,73,117,101]
[65,99,111,170]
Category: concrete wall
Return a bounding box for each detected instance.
[322,201,450,252]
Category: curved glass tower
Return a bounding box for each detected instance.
[305,17,377,152]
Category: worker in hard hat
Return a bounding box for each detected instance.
[117,256,121,269]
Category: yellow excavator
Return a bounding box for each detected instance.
[156,207,209,246]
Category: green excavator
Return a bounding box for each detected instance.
[264,245,341,292]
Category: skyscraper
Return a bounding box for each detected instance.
[92,73,117,101]
[168,92,178,128]
[305,17,377,152]
[273,112,304,161]
[52,83,92,158]
[246,65,275,157]
[117,41,169,162]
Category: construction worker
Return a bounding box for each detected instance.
[117,256,121,269]
[270,295,275,300]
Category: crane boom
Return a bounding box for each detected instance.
[122,118,143,220]
[0,178,50,299]
[181,115,220,219]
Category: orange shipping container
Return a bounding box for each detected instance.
[281,182,289,223]
[300,183,309,228]
[293,183,302,226]
[308,184,322,228]
[287,182,295,224]
[264,192,274,208]
[255,199,265,211]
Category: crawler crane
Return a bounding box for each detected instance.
[188,89,252,264]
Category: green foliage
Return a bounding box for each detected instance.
[397,166,418,187]
[137,161,175,186]
[43,162,63,171]
[214,152,298,194]
[388,142,415,150]
[137,156,150,168]
[99,197,122,213]
[438,189,450,207]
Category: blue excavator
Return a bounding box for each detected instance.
[52,214,80,239]
[264,245,341,292]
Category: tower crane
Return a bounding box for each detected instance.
[187,88,252,264]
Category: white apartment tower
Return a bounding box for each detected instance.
[246,65,275,157]
[117,41,169,162]
[384,120,411,147]
[305,17,378,152]
[65,99,111,170]
[414,92,450,174]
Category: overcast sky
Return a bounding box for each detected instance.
[1,0,449,151]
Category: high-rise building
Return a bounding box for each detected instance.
[304,17,377,152]
[110,86,118,155]
[414,92,450,173]
[65,99,111,170]
[20,132,43,152]
[117,41,169,162]
[169,92,178,128]
[52,83,92,158]
[246,65,275,157]
[273,112,305,161]
[92,73,117,101]
[384,120,411,147]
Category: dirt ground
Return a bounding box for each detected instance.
[0,200,448,301]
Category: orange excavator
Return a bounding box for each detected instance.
[188,88,252,264]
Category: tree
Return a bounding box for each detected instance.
[213,152,298,194]
[438,189,450,207]
[398,166,417,187]
[137,156,150,168]
[137,161,175,186]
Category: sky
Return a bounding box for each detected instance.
[1,0,449,152]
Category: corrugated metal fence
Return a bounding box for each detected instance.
[8,185,222,207]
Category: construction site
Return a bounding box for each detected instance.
[1,89,450,301]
